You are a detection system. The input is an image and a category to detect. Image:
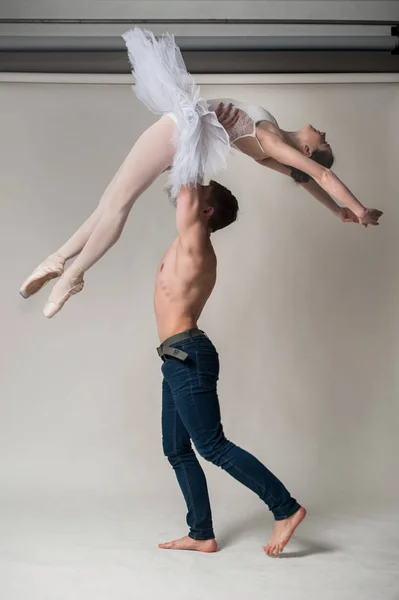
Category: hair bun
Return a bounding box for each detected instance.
[289,147,334,184]
[289,167,311,184]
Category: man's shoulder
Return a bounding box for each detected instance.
[177,235,216,258]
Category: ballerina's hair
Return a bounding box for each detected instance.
[289,147,335,184]
[208,180,239,232]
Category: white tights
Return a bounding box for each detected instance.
[56,116,176,274]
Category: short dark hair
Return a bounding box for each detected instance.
[207,180,239,232]
[289,147,335,184]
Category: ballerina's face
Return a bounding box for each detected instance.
[303,124,331,153]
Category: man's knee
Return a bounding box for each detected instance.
[195,436,231,466]
[162,441,175,460]
[162,442,194,463]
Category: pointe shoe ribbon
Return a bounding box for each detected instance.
[19,254,66,299]
[43,269,85,319]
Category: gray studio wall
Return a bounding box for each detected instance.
[0,79,398,512]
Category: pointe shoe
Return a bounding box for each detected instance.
[43,269,85,319]
[19,253,66,299]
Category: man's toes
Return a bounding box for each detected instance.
[270,544,280,557]
[159,542,173,549]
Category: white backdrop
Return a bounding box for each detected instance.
[0,77,398,519]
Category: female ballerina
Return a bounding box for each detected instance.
[19,28,383,318]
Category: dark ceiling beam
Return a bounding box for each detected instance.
[1,50,398,74]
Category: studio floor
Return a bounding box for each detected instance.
[0,493,397,600]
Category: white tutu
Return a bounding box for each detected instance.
[122,27,231,199]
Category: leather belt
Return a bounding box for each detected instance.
[157,328,206,362]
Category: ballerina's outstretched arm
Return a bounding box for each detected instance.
[256,157,361,223]
[255,128,383,227]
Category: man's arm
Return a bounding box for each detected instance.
[257,158,359,223]
[176,187,208,253]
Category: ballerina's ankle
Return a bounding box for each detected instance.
[64,265,85,280]
[50,251,67,262]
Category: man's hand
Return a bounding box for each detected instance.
[214,102,240,131]
[338,207,360,224]
[357,208,384,227]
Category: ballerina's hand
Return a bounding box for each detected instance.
[338,207,360,224]
[357,208,384,227]
[215,102,240,131]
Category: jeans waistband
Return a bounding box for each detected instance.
[157,328,207,361]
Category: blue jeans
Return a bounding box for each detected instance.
[161,333,301,541]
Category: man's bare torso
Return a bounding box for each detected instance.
[154,236,217,343]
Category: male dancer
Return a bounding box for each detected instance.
[155,183,306,555]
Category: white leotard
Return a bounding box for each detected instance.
[167,97,278,160]
[206,98,279,158]
[206,98,278,151]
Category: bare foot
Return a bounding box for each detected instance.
[264,506,307,557]
[158,535,217,553]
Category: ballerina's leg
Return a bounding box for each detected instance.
[43,116,177,317]
[57,116,176,262]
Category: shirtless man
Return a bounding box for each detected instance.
[154,183,306,556]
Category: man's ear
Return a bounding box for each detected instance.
[203,206,215,219]
[304,144,312,157]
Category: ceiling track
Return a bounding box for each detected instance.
[2,50,398,74]
[1,19,398,26]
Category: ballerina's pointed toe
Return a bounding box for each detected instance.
[19,254,66,299]
[43,280,85,319]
